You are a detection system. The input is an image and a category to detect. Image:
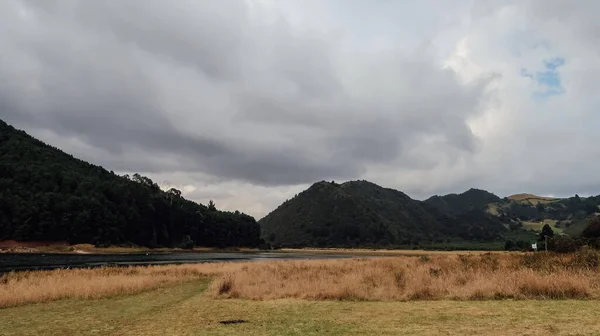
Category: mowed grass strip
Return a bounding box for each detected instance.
[1,279,600,336]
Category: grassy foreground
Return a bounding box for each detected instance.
[3,252,600,335]
[3,251,600,308]
[2,279,600,336]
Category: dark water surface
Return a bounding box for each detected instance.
[0,252,356,273]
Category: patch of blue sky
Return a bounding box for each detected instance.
[521,57,565,100]
[544,57,565,71]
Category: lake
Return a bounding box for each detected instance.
[0,252,356,273]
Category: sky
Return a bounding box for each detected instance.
[1,0,600,219]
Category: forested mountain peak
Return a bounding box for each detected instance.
[0,119,261,248]
[424,188,501,216]
[259,180,507,248]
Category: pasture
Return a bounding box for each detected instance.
[2,251,600,335]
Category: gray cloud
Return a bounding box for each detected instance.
[4,0,600,218]
[0,0,487,189]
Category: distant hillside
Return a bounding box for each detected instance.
[507,193,559,204]
[0,119,261,248]
[425,188,502,216]
[485,193,599,236]
[259,181,507,248]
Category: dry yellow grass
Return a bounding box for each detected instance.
[2,251,600,309]
[210,252,600,301]
[0,264,221,308]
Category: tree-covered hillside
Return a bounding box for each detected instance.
[424,188,502,216]
[259,180,507,248]
[0,119,261,248]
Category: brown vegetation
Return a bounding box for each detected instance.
[209,250,600,301]
[0,264,222,308]
[2,251,600,308]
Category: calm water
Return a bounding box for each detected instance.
[0,252,355,273]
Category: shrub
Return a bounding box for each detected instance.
[548,235,582,254]
[582,216,600,238]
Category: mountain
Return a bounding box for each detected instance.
[0,119,261,248]
[424,188,502,216]
[259,180,507,248]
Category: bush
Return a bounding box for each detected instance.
[504,240,516,251]
[582,216,600,238]
[547,235,582,254]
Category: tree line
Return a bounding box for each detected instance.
[0,120,261,248]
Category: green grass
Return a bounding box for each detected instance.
[2,279,600,335]
[563,219,592,237]
[522,219,563,234]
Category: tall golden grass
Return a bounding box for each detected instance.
[0,263,227,308]
[2,251,600,308]
[210,250,600,301]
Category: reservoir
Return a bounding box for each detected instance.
[0,252,356,273]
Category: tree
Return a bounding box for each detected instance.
[582,216,600,238]
[504,240,515,251]
[539,224,554,241]
[515,240,529,251]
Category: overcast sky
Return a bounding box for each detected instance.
[2,0,600,219]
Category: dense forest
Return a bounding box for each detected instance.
[0,119,261,248]
[424,188,502,216]
[259,180,508,248]
[260,180,600,250]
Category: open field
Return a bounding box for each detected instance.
[2,279,600,336]
[3,252,600,335]
[522,219,563,233]
[3,251,600,309]
[508,193,560,204]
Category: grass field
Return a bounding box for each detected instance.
[507,193,560,205]
[522,219,563,233]
[3,252,600,335]
[2,279,600,336]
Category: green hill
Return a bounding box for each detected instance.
[259,181,508,248]
[425,188,502,216]
[0,119,261,248]
[488,194,599,235]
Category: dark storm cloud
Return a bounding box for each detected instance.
[0,0,488,187]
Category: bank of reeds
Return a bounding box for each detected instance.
[209,250,600,301]
[2,250,600,308]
